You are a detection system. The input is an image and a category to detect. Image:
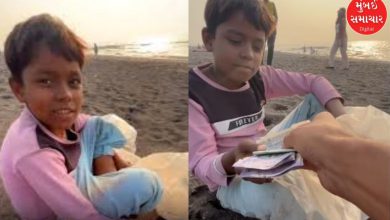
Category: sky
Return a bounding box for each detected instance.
[0,0,388,50]
[0,0,188,49]
[189,0,390,47]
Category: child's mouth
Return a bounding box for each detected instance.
[236,64,252,70]
[236,65,253,73]
[53,108,74,116]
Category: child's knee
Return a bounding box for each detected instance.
[303,93,325,119]
[304,93,322,107]
[304,93,316,102]
[138,169,163,196]
[133,169,163,211]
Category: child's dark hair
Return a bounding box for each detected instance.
[204,0,275,37]
[4,13,87,83]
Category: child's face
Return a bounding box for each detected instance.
[203,11,265,89]
[10,45,83,138]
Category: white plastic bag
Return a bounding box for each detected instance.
[275,105,390,220]
[115,151,189,220]
[113,130,189,220]
[132,152,189,220]
[337,105,390,143]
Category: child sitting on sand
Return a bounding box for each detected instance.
[189,0,361,219]
[0,14,162,220]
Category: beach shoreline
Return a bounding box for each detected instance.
[86,54,188,62]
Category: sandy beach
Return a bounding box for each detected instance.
[189,49,390,219]
[0,54,187,219]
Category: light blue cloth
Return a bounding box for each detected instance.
[216,94,325,219]
[73,115,163,219]
[267,94,324,132]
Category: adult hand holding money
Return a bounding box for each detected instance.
[283,112,356,172]
[284,112,390,220]
[232,121,310,179]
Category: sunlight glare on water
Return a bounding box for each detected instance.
[348,41,390,61]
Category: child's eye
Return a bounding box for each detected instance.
[228,39,241,45]
[69,78,81,88]
[37,79,52,86]
[253,43,264,53]
[253,46,262,53]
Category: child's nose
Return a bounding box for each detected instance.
[55,83,72,101]
[239,44,254,60]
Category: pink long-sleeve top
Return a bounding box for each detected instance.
[189,64,343,191]
[0,107,111,220]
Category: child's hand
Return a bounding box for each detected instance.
[233,140,260,161]
[221,140,272,184]
[233,140,266,161]
[113,152,133,170]
[222,140,271,184]
[234,140,272,184]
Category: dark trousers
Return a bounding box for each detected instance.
[265,31,277,65]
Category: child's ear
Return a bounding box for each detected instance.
[202,27,214,52]
[9,77,26,103]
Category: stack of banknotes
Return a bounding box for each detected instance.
[233,121,309,178]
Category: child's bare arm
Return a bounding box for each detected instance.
[93,152,133,175]
[113,151,132,170]
[93,155,117,175]
[325,98,346,117]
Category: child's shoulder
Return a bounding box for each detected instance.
[1,110,89,158]
[1,108,41,164]
[189,63,224,90]
[6,107,38,138]
[189,64,208,86]
[189,63,212,76]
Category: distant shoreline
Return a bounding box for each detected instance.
[86,53,188,62]
[88,41,188,59]
[190,40,390,62]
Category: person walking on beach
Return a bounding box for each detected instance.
[94,43,99,55]
[263,0,277,65]
[327,8,349,70]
